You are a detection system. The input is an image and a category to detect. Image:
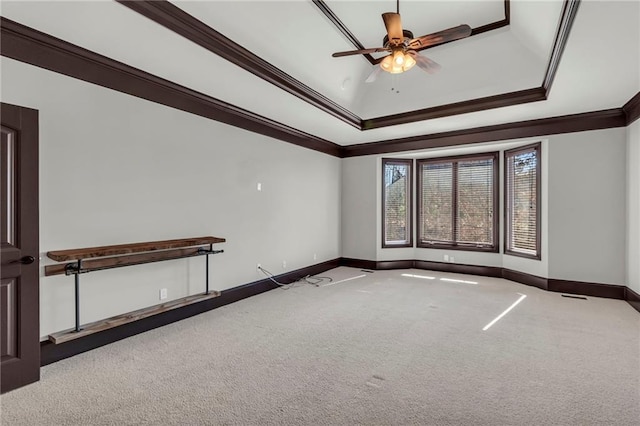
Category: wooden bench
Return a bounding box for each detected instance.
[45,236,225,343]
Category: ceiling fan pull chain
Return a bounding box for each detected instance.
[391,74,400,94]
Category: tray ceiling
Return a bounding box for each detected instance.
[1,0,638,147]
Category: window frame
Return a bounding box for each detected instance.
[504,143,541,260]
[381,158,413,248]
[416,152,499,253]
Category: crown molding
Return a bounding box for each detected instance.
[116,0,362,130]
[623,91,640,125]
[363,0,580,130]
[0,17,342,157]
[0,11,633,160]
[120,0,577,130]
[311,0,377,66]
[362,88,546,130]
[542,0,580,93]
[343,108,627,157]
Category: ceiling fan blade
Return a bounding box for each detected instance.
[332,47,389,57]
[408,24,472,50]
[410,51,441,75]
[382,12,404,45]
[365,64,384,83]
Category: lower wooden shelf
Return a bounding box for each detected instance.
[48,291,221,344]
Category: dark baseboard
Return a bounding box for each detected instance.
[548,279,626,299]
[414,260,503,278]
[376,260,415,270]
[340,258,502,277]
[338,257,637,310]
[339,257,377,270]
[502,268,548,290]
[625,287,640,313]
[40,257,638,364]
[41,258,340,366]
[501,270,626,300]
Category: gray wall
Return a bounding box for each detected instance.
[628,120,640,294]
[1,58,341,338]
[1,55,634,338]
[342,140,550,276]
[547,129,627,285]
[341,156,377,260]
[341,129,628,287]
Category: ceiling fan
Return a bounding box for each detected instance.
[331,3,472,82]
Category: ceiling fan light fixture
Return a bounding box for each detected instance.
[393,50,404,65]
[331,10,471,81]
[380,50,416,74]
[381,55,393,70]
[403,53,416,71]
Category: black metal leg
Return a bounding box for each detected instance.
[54,246,224,340]
[205,244,211,294]
[75,259,82,332]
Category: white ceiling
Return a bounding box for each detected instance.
[1,0,639,147]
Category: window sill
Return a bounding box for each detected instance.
[504,250,541,260]
[417,243,499,253]
[382,243,413,249]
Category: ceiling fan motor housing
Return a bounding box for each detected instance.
[383,30,414,48]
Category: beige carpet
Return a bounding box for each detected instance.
[2,267,639,425]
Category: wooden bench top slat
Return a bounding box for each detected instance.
[44,247,222,276]
[48,291,221,344]
[47,236,225,261]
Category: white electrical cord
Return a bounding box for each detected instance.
[258,266,332,290]
[320,274,366,287]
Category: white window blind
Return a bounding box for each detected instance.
[418,154,497,250]
[383,159,412,247]
[505,145,540,257]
